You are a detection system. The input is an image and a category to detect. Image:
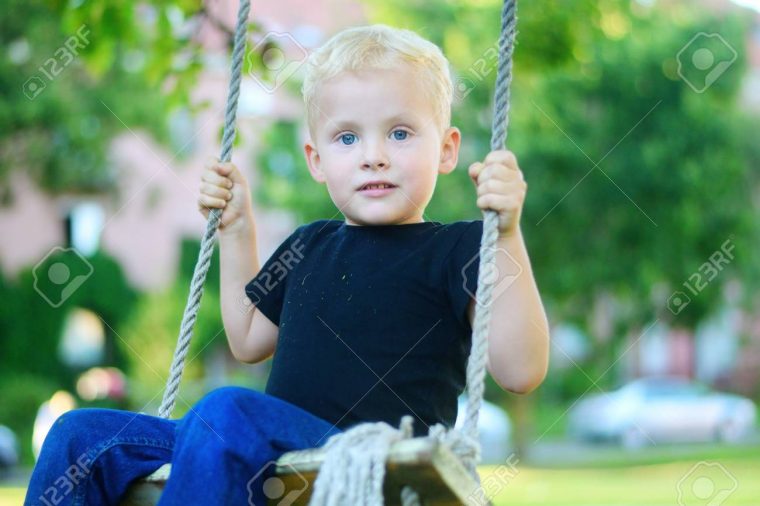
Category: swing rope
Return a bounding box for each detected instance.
[157,0,251,419]
[462,0,517,471]
[156,0,517,503]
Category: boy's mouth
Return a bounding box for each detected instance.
[357,180,397,191]
[357,181,398,196]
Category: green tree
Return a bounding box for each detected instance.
[1,0,270,197]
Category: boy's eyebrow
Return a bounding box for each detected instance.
[328,120,361,132]
[328,114,418,133]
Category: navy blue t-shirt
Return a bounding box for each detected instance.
[244,219,482,437]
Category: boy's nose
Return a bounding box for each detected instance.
[362,159,388,170]
[361,143,389,170]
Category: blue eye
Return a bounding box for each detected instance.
[392,130,408,141]
[340,133,357,145]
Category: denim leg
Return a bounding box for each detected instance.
[25,408,175,506]
[159,386,342,506]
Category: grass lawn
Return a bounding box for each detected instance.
[482,457,760,506]
[0,488,23,506]
[3,455,758,505]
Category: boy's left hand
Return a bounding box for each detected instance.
[468,149,527,238]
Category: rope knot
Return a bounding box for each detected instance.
[427,423,482,475]
[308,418,416,505]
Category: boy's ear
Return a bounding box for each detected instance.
[438,126,461,175]
[304,140,326,184]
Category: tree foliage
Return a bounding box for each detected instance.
[0,0,269,198]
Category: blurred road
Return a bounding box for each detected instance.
[525,436,760,467]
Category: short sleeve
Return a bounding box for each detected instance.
[244,225,308,326]
[446,220,483,330]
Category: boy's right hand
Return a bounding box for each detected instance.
[198,157,253,234]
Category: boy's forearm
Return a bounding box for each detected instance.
[218,216,260,349]
[487,227,550,393]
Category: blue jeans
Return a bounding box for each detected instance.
[25,386,343,506]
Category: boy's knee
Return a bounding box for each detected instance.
[194,386,264,416]
[42,408,112,457]
[48,408,98,436]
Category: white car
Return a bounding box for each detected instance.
[455,395,512,464]
[567,377,757,449]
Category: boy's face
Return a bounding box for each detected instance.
[304,64,460,225]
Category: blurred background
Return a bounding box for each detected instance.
[2,0,760,504]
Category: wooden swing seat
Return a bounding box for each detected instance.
[120,437,481,506]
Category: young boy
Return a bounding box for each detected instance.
[26,24,548,506]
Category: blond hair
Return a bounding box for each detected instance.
[301,24,453,137]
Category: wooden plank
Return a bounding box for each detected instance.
[120,439,482,506]
[120,465,170,506]
[275,439,481,505]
